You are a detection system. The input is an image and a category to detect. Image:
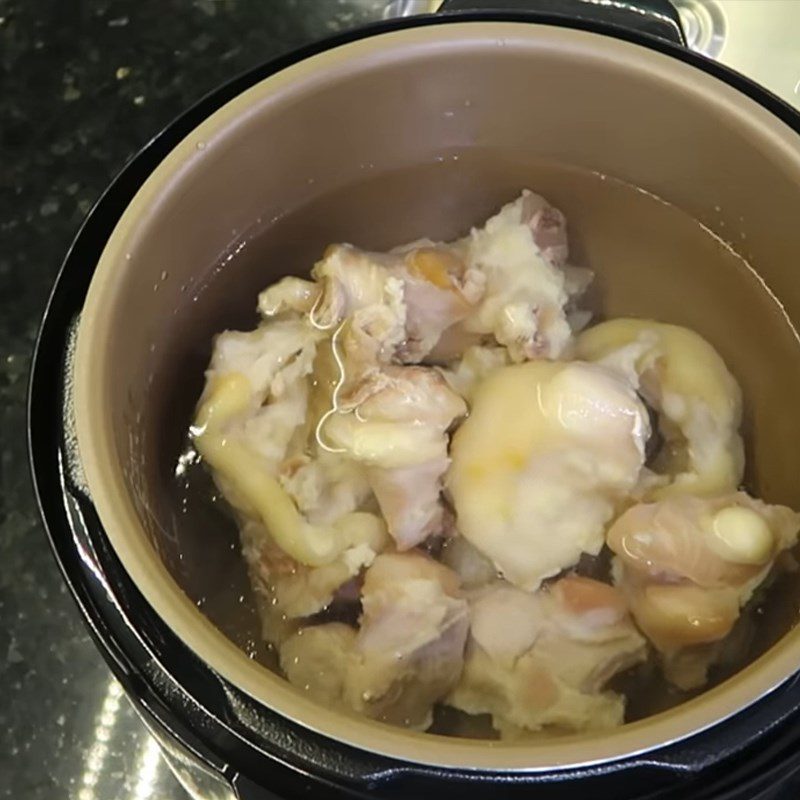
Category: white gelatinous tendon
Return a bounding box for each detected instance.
[448,360,649,590]
[577,318,744,500]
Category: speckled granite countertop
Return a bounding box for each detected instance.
[0,2,388,797]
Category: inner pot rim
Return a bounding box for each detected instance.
[73,20,800,771]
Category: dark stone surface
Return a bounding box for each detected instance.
[0,2,386,797]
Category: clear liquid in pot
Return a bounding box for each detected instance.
[154,153,800,736]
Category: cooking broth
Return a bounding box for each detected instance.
[154,153,800,735]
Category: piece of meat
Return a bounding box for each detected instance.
[311,244,399,328]
[446,576,646,735]
[324,366,467,549]
[438,344,510,403]
[194,371,389,568]
[366,458,450,551]
[310,242,484,366]
[447,360,650,590]
[280,552,469,730]
[239,519,381,647]
[194,318,320,517]
[307,191,590,372]
[258,276,320,317]
[392,246,485,363]
[520,190,569,268]
[576,319,744,500]
[241,520,379,618]
[279,623,356,703]
[607,493,800,688]
[462,191,592,361]
[278,450,372,526]
[205,318,320,409]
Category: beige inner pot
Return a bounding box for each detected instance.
[74,22,800,770]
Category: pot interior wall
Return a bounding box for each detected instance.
[96,25,800,739]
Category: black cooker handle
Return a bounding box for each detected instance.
[438,0,687,46]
